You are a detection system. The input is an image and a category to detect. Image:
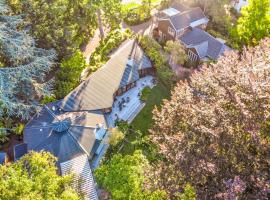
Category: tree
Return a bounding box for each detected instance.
[55,50,87,98]
[108,127,124,146]
[164,40,187,65]
[8,0,98,57]
[0,0,56,120]
[0,151,81,200]
[95,151,167,200]
[150,38,270,199]
[235,0,270,46]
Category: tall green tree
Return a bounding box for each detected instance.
[9,0,98,57]
[151,38,270,199]
[55,50,87,98]
[95,151,167,200]
[235,0,270,46]
[164,40,187,65]
[0,151,81,200]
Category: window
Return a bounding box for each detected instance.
[168,26,175,36]
[188,50,198,61]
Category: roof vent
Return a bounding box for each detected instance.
[52,118,71,133]
[52,106,56,111]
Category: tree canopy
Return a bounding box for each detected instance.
[235,0,270,46]
[0,0,56,120]
[0,151,81,200]
[8,0,98,57]
[95,150,167,200]
[150,38,270,199]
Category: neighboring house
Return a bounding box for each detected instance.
[180,28,230,61]
[157,5,209,40]
[23,39,155,199]
[231,0,249,12]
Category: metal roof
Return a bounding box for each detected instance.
[0,152,6,164]
[24,101,107,163]
[180,28,228,60]
[14,143,27,161]
[169,7,207,30]
[59,39,152,112]
[60,154,98,200]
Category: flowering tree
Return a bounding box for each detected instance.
[0,0,56,120]
[151,38,270,199]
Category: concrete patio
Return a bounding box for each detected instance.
[105,76,155,127]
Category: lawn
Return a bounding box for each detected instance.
[115,80,171,159]
[131,81,170,135]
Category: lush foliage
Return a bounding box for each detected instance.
[140,86,152,102]
[123,1,152,26]
[95,150,167,200]
[233,0,270,46]
[108,127,125,146]
[0,0,56,120]
[55,50,87,98]
[138,36,174,87]
[164,40,187,65]
[150,38,270,199]
[88,29,131,73]
[0,151,81,199]
[8,0,97,57]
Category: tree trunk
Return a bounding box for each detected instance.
[97,9,104,39]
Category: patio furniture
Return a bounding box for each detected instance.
[126,97,130,103]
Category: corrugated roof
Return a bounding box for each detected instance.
[60,154,98,200]
[180,28,227,60]
[24,102,107,163]
[59,39,152,112]
[170,7,207,30]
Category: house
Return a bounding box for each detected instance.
[157,5,209,40]
[180,28,230,61]
[23,39,155,199]
[231,0,249,12]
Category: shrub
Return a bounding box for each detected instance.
[55,50,87,98]
[88,29,132,74]
[140,87,152,102]
[14,123,25,136]
[41,95,56,105]
[109,127,125,146]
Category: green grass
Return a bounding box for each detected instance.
[115,81,170,160]
[131,81,170,135]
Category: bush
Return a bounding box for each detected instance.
[140,87,152,102]
[138,36,174,88]
[14,123,25,136]
[109,127,125,146]
[55,50,87,98]
[41,95,56,105]
[88,29,132,73]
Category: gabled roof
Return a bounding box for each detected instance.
[170,7,208,30]
[170,2,189,12]
[60,154,98,200]
[24,101,107,163]
[180,28,228,60]
[59,39,152,112]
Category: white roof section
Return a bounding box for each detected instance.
[162,7,180,17]
[60,154,98,200]
[190,17,209,28]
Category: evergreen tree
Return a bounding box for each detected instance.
[0,0,56,120]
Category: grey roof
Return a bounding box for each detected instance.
[170,2,189,12]
[24,101,107,163]
[180,28,228,60]
[0,152,6,164]
[60,154,98,200]
[14,143,27,161]
[170,7,207,30]
[59,39,152,112]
